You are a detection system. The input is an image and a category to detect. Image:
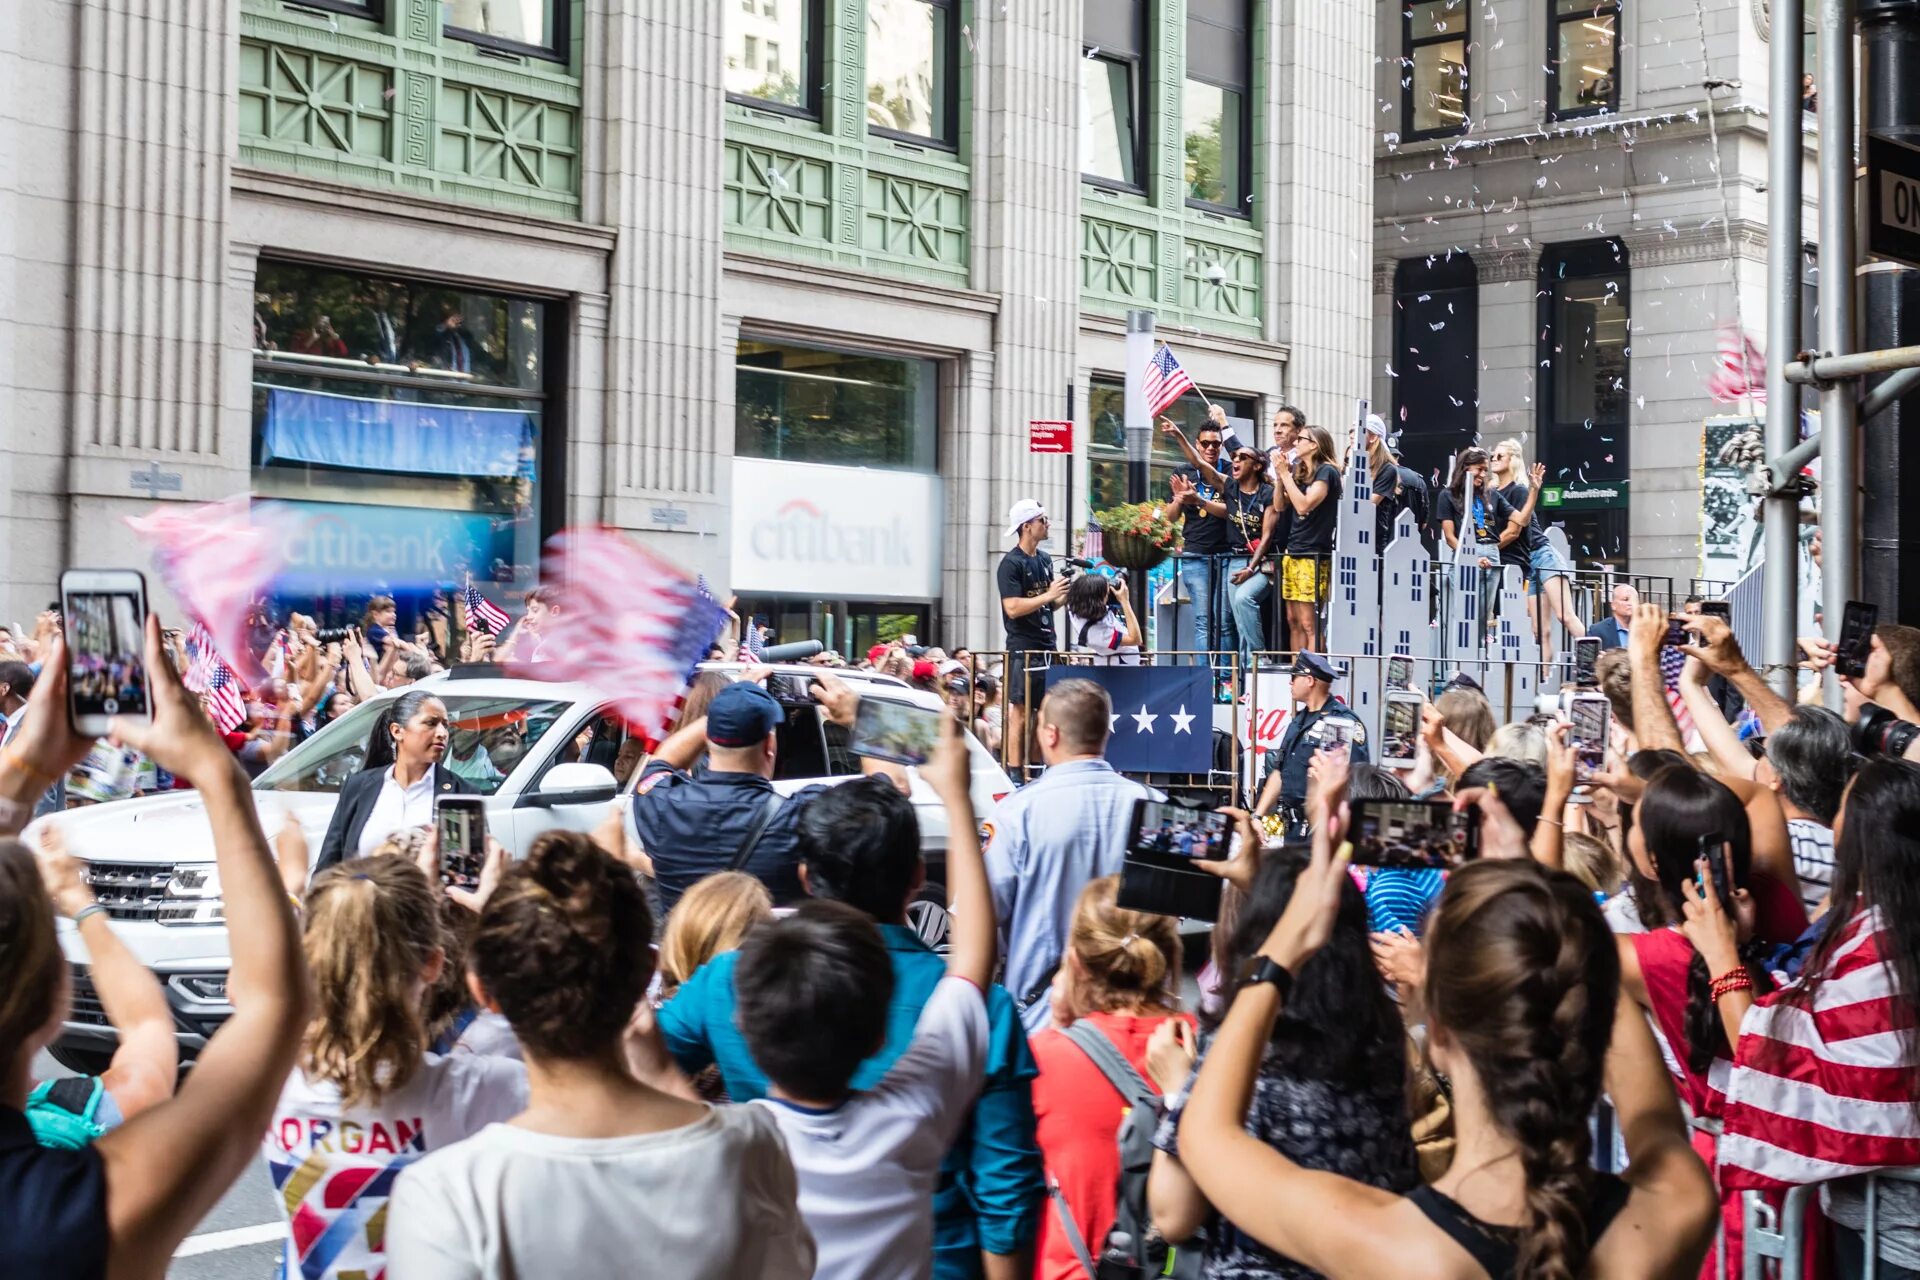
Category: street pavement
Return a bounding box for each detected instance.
[32,1052,284,1279]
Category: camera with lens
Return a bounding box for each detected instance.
[314,626,352,645]
[1853,702,1920,758]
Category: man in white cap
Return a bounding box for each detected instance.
[998,498,1066,771]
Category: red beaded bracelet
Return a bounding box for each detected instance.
[1711,968,1753,1001]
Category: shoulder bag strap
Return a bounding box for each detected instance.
[1046,1174,1103,1279]
[728,791,787,872]
[1060,1018,1160,1112]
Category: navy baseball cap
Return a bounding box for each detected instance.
[706,682,786,746]
[1290,651,1341,683]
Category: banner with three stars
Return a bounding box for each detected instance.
[1043,665,1214,774]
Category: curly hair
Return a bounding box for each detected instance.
[1425,860,1621,1280]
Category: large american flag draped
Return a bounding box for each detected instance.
[1719,908,1920,1191]
[1144,344,1197,418]
[124,497,284,684]
[463,577,511,637]
[183,624,248,733]
[509,528,730,743]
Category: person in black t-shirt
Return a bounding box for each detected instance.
[1277,425,1343,652]
[1162,417,1238,677]
[1489,438,1586,661]
[998,498,1066,769]
[1435,447,1528,642]
[1360,416,1404,551]
[1217,446,1279,666]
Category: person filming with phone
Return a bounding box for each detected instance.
[1253,652,1368,837]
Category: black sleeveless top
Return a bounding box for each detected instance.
[0,1104,108,1279]
[1408,1173,1632,1280]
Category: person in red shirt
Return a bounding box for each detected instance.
[1029,875,1194,1280]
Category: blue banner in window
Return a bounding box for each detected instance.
[261,387,536,478]
[264,499,527,593]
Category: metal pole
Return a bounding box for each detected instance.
[1762,0,1806,700]
[1124,310,1156,605]
[1818,0,1860,707]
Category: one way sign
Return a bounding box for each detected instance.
[1867,134,1920,272]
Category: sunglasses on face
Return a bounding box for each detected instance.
[1198,439,1223,449]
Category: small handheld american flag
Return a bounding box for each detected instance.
[1144,344,1197,418]
[464,578,511,637]
[184,624,247,733]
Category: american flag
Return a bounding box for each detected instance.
[124,497,285,684]
[507,528,730,743]
[463,578,510,636]
[1718,908,1920,1191]
[183,624,247,733]
[1144,344,1197,418]
[1706,323,1767,406]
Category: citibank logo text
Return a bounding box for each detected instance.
[748,500,916,569]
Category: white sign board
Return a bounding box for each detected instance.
[729,457,943,600]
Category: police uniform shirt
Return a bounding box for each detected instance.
[997,546,1057,650]
[630,761,825,913]
[1262,701,1371,804]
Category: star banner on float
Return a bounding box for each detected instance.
[1043,665,1213,774]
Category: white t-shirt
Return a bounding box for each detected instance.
[1067,613,1141,666]
[386,1103,815,1280]
[265,1053,528,1280]
[1787,818,1834,915]
[753,976,990,1280]
[358,766,439,857]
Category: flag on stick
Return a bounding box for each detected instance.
[1144,345,1198,418]
[463,578,511,636]
[124,497,284,685]
[183,624,248,733]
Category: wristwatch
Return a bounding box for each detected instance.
[1235,955,1294,1002]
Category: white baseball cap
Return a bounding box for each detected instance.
[1364,414,1389,439]
[1005,499,1048,538]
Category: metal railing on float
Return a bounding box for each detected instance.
[1742,1170,1920,1279]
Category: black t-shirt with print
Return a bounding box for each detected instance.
[1227,482,1275,558]
[1499,481,1547,565]
[1285,463,1344,555]
[1172,464,1232,556]
[1371,459,1403,547]
[1434,484,1519,556]
[997,545,1057,649]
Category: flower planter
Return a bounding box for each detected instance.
[1102,530,1170,571]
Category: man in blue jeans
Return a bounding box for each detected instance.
[1164,420,1239,683]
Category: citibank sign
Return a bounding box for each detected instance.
[730,457,942,600]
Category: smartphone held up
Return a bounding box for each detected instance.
[60,569,152,737]
[436,796,488,890]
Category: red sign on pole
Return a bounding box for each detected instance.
[1028,420,1073,453]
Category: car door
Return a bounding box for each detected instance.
[499,705,628,855]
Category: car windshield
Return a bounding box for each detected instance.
[254,694,577,795]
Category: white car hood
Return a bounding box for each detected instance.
[39,787,341,866]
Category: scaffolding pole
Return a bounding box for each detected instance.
[1762,0,1807,699]
[1818,0,1860,709]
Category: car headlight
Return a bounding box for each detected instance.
[159,865,224,926]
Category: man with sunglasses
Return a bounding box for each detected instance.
[1161,417,1238,685]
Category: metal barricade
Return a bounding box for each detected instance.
[1743,1169,1920,1279]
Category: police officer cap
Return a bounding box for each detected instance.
[1290,651,1341,683]
[707,682,787,747]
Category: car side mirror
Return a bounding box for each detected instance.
[525,762,618,808]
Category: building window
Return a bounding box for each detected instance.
[290,0,384,19]
[726,0,819,114]
[442,0,565,61]
[1405,0,1468,138]
[1088,378,1257,512]
[1390,254,1478,482]
[1537,239,1630,564]
[1549,0,1619,118]
[1183,0,1250,211]
[1081,0,1147,190]
[250,259,558,622]
[735,340,937,472]
[867,0,957,145]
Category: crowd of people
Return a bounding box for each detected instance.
[3,556,1920,1279]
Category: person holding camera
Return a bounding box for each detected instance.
[1063,572,1142,666]
[1252,653,1368,836]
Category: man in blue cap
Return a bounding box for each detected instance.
[1252,651,1368,837]
[632,676,849,913]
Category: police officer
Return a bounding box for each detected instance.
[631,677,853,913]
[1253,651,1369,836]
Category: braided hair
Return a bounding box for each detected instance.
[1425,860,1621,1280]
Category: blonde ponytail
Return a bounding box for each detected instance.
[1062,876,1181,1018]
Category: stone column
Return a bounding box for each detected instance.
[592,0,730,569]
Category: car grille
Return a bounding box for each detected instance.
[80,861,177,922]
[67,966,110,1028]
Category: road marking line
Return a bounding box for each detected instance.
[173,1221,284,1258]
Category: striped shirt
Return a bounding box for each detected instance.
[1786,819,1835,915]
[1363,868,1447,938]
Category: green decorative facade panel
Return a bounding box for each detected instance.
[1081,217,1158,304]
[1181,240,1262,323]
[724,142,835,244]
[860,174,967,267]
[238,0,582,220]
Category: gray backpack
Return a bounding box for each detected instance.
[1045,1020,1204,1279]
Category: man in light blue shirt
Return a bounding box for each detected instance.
[984,677,1153,1033]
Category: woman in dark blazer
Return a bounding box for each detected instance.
[316,688,475,873]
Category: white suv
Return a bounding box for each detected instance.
[48,663,1012,1072]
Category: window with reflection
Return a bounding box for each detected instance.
[1082,0,1146,189]
[726,0,818,113]
[1405,0,1468,138]
[1537,239,1631,563]
[868,0,955,143]
[443,0,562,59]
[1549,0,1619,118]
[735,339,938,472]
[1183,0,1249,210]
